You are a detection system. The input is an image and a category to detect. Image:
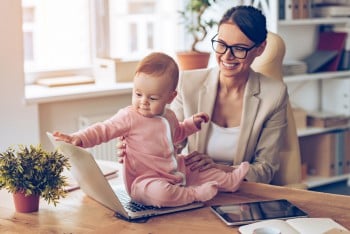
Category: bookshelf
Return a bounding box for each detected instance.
[298,128,350,189]
[279,17,350,26]
[284,70,350,83]
[270,1,350,189]
[305,173,350,188]
[297,124,350,137]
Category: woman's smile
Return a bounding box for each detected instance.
[222,60,239,69]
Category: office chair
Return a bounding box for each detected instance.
[251,32,307,189]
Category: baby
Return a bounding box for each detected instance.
[54,52,249,207]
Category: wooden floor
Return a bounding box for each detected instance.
[310,180,350,195]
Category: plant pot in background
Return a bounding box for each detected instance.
[176,51,210,70]
[13,191,40,213]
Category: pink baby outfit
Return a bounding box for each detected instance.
[74,106,249,207]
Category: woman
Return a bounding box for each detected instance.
[120,5,288,184]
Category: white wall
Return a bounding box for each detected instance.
[0,0,40,151]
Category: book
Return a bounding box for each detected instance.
[285,0,299,20]
[302,50,338,73]
[333,26,350,70]
[284,0,311,20]
[298,0,311,19]
[344,130,350,174]
[279,0,285,19]
[283,60,307,76]
[313,5,350,17]
[238,218,349,234]
[299,133,337,177]
[335,130,345,175]
[317,32,348,72]
[306,111,350,128]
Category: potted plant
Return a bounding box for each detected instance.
[177,0,217,70]
[0,144,70,213]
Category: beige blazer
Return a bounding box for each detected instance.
[171,67,288,183]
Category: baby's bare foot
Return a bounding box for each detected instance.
[231,162,250,192]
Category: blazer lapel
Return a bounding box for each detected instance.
[234,71,260,164]
[196,68,220,152]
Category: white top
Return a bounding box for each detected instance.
[206,122,240,163]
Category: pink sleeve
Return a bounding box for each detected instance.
[170,112,199,144]
[73,108,131,148]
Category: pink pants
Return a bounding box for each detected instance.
[130,156,249,207]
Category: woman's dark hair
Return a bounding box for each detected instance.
[219,5,267,45]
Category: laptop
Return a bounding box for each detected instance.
[46,132,204,221]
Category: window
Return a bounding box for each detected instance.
[107,0,180,59]
[22,0,181,82]
[22,0,91,74]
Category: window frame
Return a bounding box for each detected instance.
[23,0,185,84]
[22,0,96,83]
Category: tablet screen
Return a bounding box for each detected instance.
[211,199,308,226]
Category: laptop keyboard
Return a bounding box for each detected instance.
[115,187,160,212]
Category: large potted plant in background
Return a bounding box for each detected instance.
[177,0,217,70]
[0,144,70,213]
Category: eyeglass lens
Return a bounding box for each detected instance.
[212,41,250,59]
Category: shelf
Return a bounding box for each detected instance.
[304,174,350,188]
[279,17,350,26]
[284,70,350,83]
[297,125,350,137]
[277,4,350,191]
[25,82,133,105]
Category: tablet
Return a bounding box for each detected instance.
[211,199,308,226]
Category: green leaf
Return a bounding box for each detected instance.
[0,144,70,205]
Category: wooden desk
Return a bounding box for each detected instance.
[1,180,350,234]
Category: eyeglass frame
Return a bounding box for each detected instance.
[211,34,256,59]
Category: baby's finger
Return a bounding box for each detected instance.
[117,149,126,157]
[118,157,124,164]
[116,141,126,150]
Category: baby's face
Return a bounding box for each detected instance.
[132,73,176,117]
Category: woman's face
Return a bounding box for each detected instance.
[215,23,265,79]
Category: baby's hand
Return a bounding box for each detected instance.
[116,136,127,164]
[53,131,82,146]
[193,112,210,129]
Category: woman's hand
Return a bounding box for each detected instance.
[185,151,235,172]
[185,151,217,172]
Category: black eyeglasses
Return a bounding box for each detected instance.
[211,34,256,59]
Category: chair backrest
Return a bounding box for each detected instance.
[251,32,305,188]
